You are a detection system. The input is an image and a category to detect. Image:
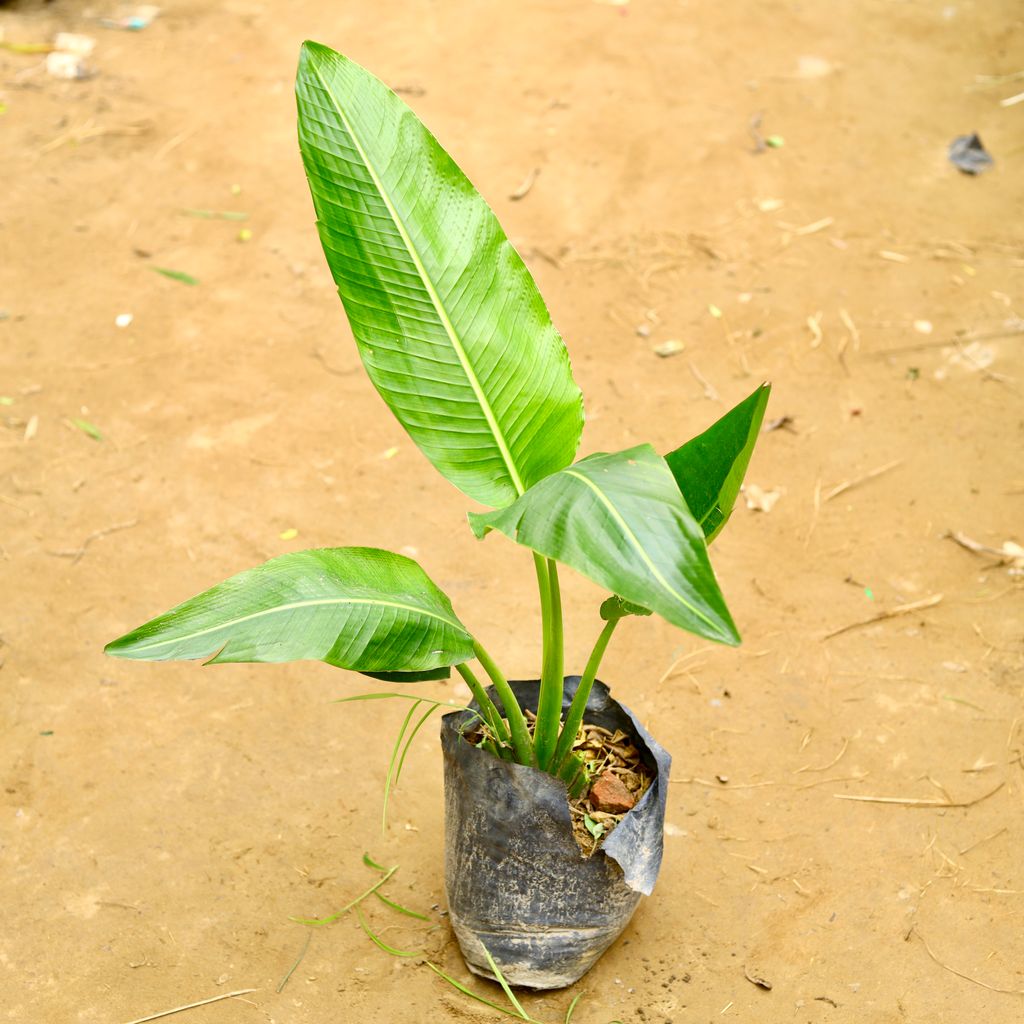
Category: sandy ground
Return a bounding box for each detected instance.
[2,1,1023,1021]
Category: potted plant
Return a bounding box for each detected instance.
[105,41,770,990]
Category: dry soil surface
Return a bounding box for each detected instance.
[2,1,1023,1022]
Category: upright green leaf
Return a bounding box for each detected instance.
[105,547,474,676]
[664,382,770,542]
[296,41,583,508]
[469,446,739,645]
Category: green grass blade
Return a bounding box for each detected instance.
[424,963,531,1020]
[355,907,423,958]
[275,931,312,994]
[373,889,430,921]
[362,852,387,871]
[383,701,420,833]
[480,942,530,1020]
[151,266,199,285]
[333,692,470,712]
[563,993,582,1024]
[71,418,103,441]
[393,704,439,791]
[180,208,249,221]
[289,865,397,926]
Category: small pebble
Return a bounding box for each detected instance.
[654,339,684,358]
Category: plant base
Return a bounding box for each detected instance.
[441,677,671,990]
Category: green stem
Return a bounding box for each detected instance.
[550,616,619,773]
[532,555,564,770]
[455,662,510,746]
[472,640,534,766]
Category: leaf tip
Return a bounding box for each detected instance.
[466,511,492,540]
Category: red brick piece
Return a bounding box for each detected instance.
[589,771,636,814]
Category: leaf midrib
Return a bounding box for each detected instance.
[309,58,525,499]
[116,596,464,655]
[562,467,720,632]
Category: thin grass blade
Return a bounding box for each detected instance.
[355,907,423,958]
[424,963,530,1020]
[373,890,431,921]
[480,943,530,1020]
[563,993,582,1024]
[289,865,397,926]
[393,704,439,790]
[383,701,420,833]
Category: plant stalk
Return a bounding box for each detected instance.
[550,616,619,773]
[455,662,510,747]
[471,640,534,765]
[532,555,565,770]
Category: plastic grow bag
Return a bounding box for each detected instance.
[441,676,671,989]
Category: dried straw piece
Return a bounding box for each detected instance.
[834,780,1004,808]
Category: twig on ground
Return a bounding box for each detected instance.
[803,478,822,547]
[154,126,201,161]
[824,459,902,502]
[839,308,860,351]
[743,966,773,990]
[688,362,719,401]
[508,167,540,200]
[834,780,1004,808]
[807,311,824,348]
[912,928,1024,995]
[41,120,148,154]
[959,826,1008,856]
[823,593,942,640]
[798,772,869,791]
[871,321,1024,357]
[46,519,139,565]
[946,530,1023,567]
[795,737,849,773]
[658,647,714,684]
[672,777,776,790]
[782,217,834,236]
[312,347,358,376]
[0,494,30,513]
[118,990,257,1024]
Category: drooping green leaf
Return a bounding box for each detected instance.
[469,446,739,645]
[105,547,474,676]
[664,382,770,542]
[583,814,605,840]
[295,41,583,509]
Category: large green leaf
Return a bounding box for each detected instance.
[295,41,583,509]
[105,547,474,677]
[469,446,739,645]
[665,382,770,542]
